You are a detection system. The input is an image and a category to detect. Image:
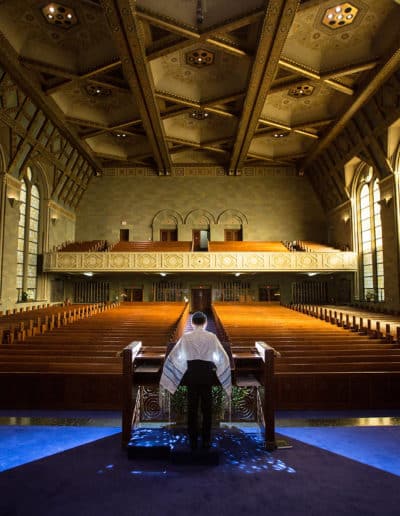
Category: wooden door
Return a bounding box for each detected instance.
[120,229,129,241]
[191,288,212,312]
[192,230,201,251]
[225,229,242,241]
[160,229,177,241]
[124,288,143,301]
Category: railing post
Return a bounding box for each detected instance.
[255,341,276,451]
[122,341,142,447]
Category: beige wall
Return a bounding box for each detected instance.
[76,173,327,243]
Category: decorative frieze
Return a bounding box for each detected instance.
[43,251,358,273]
[102,166,296,177]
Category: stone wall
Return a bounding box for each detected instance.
[76,172,327,244]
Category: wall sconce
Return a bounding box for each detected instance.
[51,216,58,225]
[378,196,393,208]
[7,196,19,208]
[342,214,350,224]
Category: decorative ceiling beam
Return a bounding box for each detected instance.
[101,0,172,174]
[143,10,264,61]
[65,116,144,139]
[165,137,228,155]
[278,59,354,96]
[258,118,319,139]
[301,46,400,170]
[229,0,300,173]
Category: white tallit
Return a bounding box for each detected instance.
[160,326,232,396]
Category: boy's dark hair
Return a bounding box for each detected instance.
[191,311,207,326]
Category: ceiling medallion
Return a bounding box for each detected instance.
[85,84,112,97]
[322,3,359,29]
[42,3,78,29]
[288,84,314,98]
[186,49,215,68]
[190,110,209,120]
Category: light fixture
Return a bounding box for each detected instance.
[288,84,314,98]
[51,216,58,225]
[196,0,204,24]
[342,214,350,224]
[186,48,215,68]
[322,3,358,29]
[85,84,111,98]
[7,196,19,208]
[234,273,241,277]
[307,272,318,277]
[272,131,289,139]
[190,110,209,120]
[83,272,94,277]
[378,196,393,208]
[42,3,78,29]
[160,273,167,277]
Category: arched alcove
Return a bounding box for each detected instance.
[152,209,184,241]
[217,209,248,226]
[184,209,215,226]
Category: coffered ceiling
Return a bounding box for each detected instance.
[0,0,399,175]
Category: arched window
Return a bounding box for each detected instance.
[358,168,384,302]
[16,167,41,301]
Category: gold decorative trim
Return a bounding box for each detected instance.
[43,251,358,273]
[102,166,296,177]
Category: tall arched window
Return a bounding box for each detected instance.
[358,167,384,302]
[16,167,41,301]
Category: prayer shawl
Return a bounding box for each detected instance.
[160,326,232,395]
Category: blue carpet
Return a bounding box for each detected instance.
[1,431,400,516]
[277,425,400,477]
[0,426,120,472]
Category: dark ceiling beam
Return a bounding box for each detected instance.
[142,10,264,61]
[155,92,239,119]
[301,46,400,170]
[21,58,123,94]
[278,59,355,96]
[1,47,101,176]
[101,0,172,174]
[229,0,300,173]
[258,118,319,139]
[165,137,229,155]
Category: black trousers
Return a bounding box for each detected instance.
[187,384,213,444]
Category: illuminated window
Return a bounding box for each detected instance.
[16,167,41,301]
[358,169,384,302]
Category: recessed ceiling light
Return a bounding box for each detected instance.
[288,84,314,98]
[190,110,209,120]
[85,84,112,97]
[42,3,78,29]
[185,48,215,68]
[322,3,358,29]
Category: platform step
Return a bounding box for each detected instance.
[127,427,220,464]
[170,443,220,465]
[127,427,173,460]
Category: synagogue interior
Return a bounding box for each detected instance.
[0,1,400,513]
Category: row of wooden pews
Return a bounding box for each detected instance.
[58,240,106,252]
[213,302,400,409]
[208,241,289,252]
[110,241,193,252]
[0,302,188,410]
[0,303,105,344]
